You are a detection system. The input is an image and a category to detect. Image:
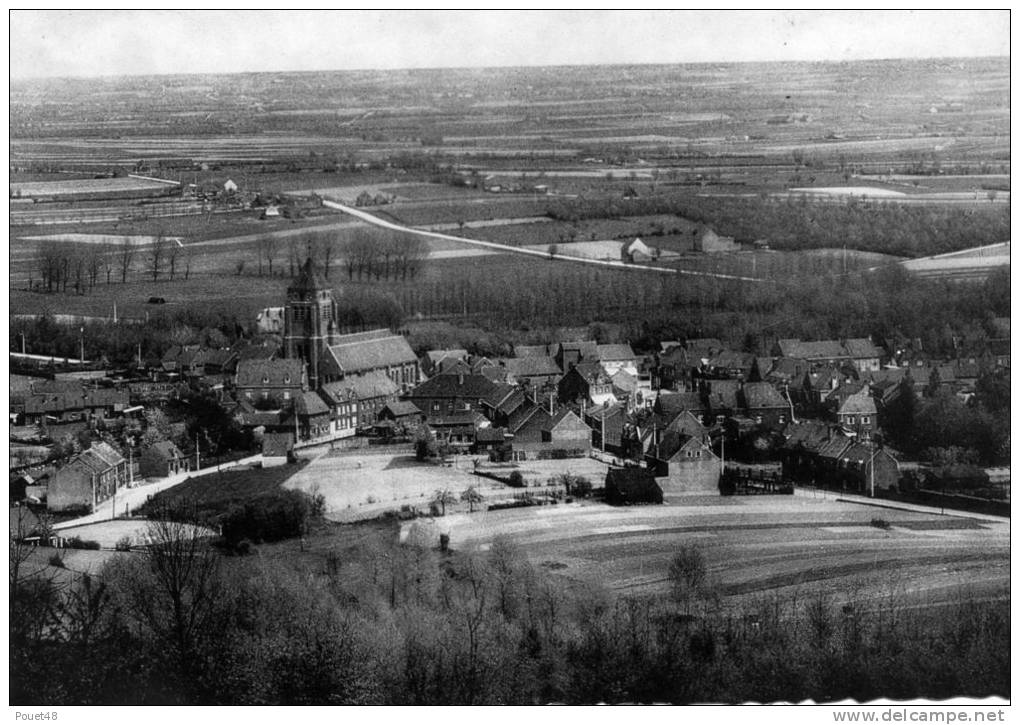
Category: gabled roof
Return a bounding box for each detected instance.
[428,411,486,427]
[777,338,847,360]
[569,361,611,384]
[475,427,509,443]
[381,400,422,418]
[262,431,294,457]
[295,391,330,417]
[514,344,553,358]
[742,382,788,410]
[426,349,468,364]
[665,410,707,438]
[233,341,280,362]
[507,400,542,433]
[707,350,755,372]
[838,389,877,416]
[597,344,637,362]
[782,420,832,452]
[544,408,590,433]
[610,369,639,394]
[332,371,399,401]
[586,401,626,422]
[477,365,510,384]
[325,330,417,375]
[504,356,562,377]
[655,391,706,415]
[707,379,740,410]
[816,434,854,460]
[558,340,599,360]
[90,441,125,467]
[235,359,305,388]
[844,338,884,360]
[406,372,500,400]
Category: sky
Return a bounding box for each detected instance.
[9,10,1011,79]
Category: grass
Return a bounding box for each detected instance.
[139,459,308,522]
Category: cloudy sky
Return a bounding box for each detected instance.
[10,10,1010,79]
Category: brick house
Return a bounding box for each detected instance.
[48,442,128,512]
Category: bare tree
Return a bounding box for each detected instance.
[183,242,194,280]
[257,234,280,276]
[167,238,180,281]
[149,234,166,282]
[118,237,135,283]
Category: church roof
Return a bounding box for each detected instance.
[289,257,328,293]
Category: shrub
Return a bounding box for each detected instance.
[507,471,525,488]
[65,536,101,550]
[870,518,891,530]
[114,536,133,552]
[48,553,64,568]
[220,489,314,545]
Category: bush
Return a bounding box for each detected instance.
[48,553,64,568]
[114,536,133,552]
[870,518,891,530]
[220,490,315,545]
[507,471,525,488]
[65,536,101,550]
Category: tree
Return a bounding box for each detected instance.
[667,544,708,617]
[118,237,135,283]
[460,487,484,513]
[413,424,438,461]
[119,511,221,690]
[431,489,457,517]
[149,234,166,282]
[548,243,558,259]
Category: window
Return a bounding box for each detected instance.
[262,376,269,384]
[283,391,291,400]
[848,415,856,424]
[862,416,870,424]
[245,391,252,399]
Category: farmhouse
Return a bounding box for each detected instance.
[558,361,616,407]
[646,432,720,495]
[693,226,739,253]
[621,237,655,263]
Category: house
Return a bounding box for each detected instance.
[836,389,877,437]
[322,371,395,430]
[138,440,190,479]
[702,350,756,380]
[656,345,691,390]
[502,356,562,390]
[262,432,294,467]
[604,468,663,506]
[585,402,627,453]
[693,226,739,253]
[429,411,487,450]
[554,341,599,371]
[513,344,555,358]
[741,382,792,429]
[256,307,285,334]
[837,442,900,494]
[773,338,883,372]
[621,238,655,263]
[404,372,502,421]
[558,361,616,407]
[48,442,128,512]
[235,359,306,405]
[646,432,720,495]
[422,349,469,377]
[378,401,425,428]
[541,409,591,447]
[472,426,511,457]
[597,343,639,376]
[481,384,529,427]
[704,379,740,420]
[654,391,709,426]
[288,391,334,442]
[223,179,238,194]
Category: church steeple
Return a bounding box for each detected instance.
[283,257,337,389]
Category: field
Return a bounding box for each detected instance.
[440,494,1010,612]
[283,449,613,522]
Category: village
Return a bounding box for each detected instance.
[10,254,1010,543]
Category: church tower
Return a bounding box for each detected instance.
[283,257,338,390]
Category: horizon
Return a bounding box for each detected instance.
[10,10,1009,80]
[9,53,1011,85]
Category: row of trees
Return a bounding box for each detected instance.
[32,235,195,294]
[248,229,429,282]
[10,519,1009,705]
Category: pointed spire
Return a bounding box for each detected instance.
[290,257,328,293]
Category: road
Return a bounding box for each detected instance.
[53,454,261,530]
[322,199,766,282]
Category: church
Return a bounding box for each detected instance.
[235,258,420,447]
